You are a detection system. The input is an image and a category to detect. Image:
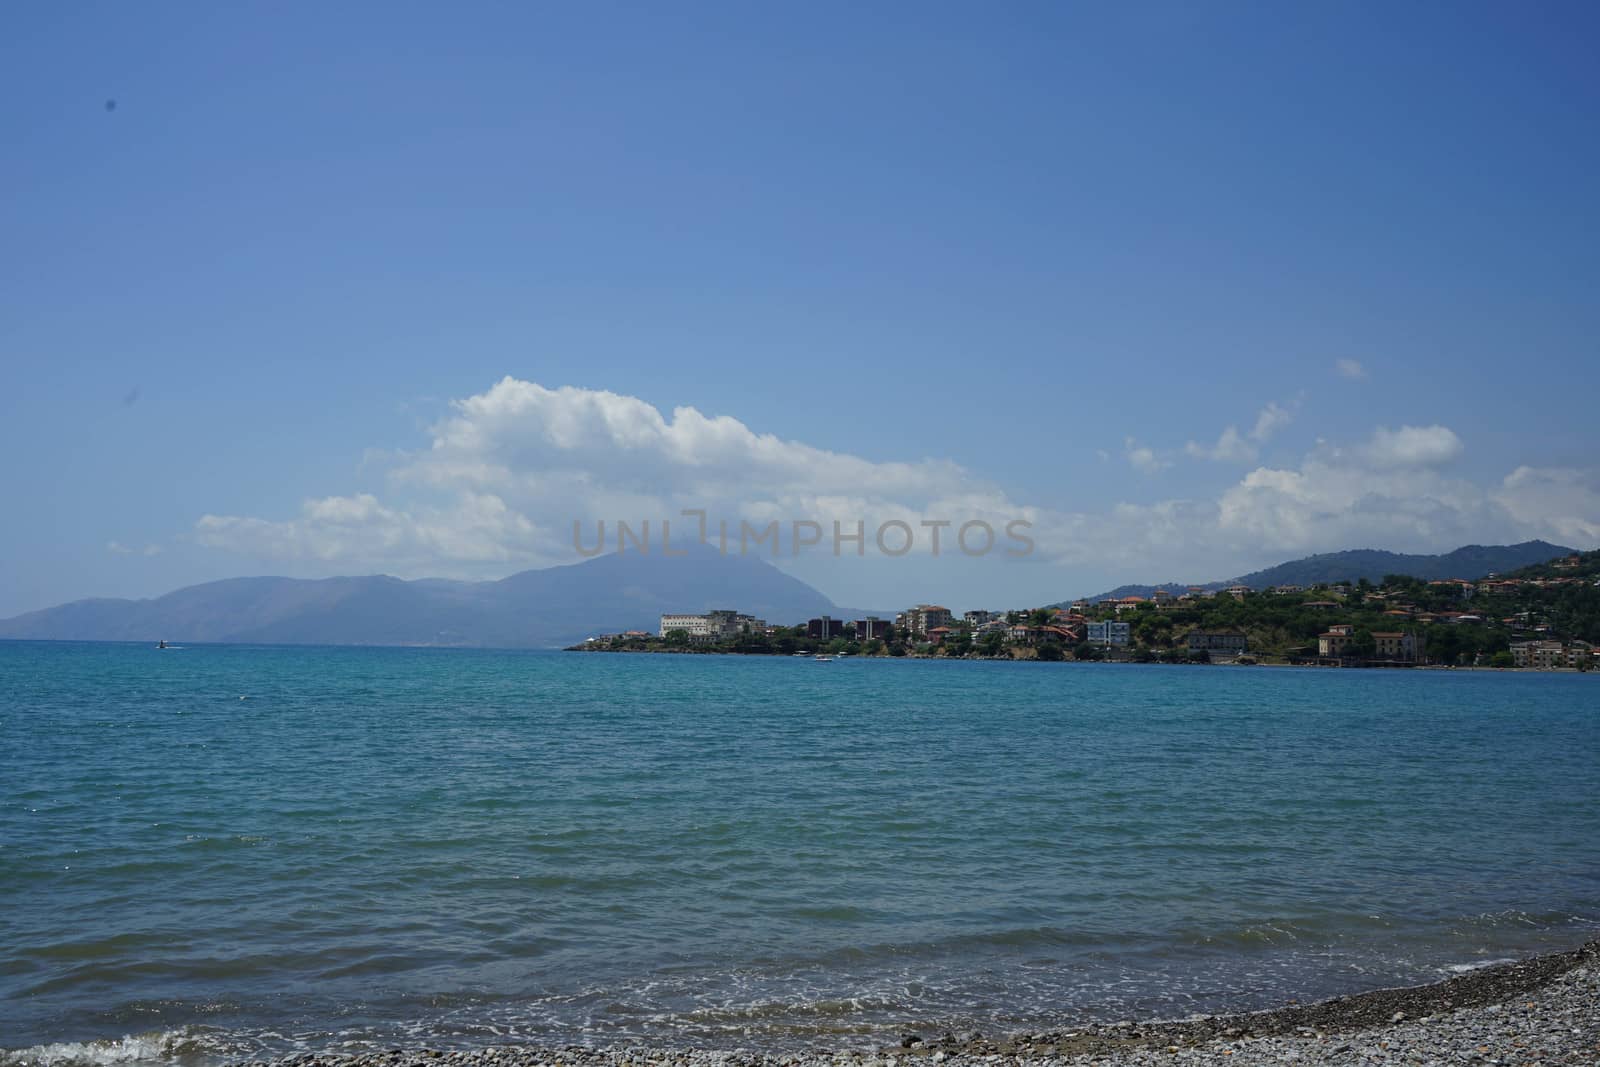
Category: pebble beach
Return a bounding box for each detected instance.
[229,941,1599,1067]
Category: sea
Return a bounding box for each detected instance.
[2,641,1597,1064]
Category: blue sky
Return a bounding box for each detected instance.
[4,1,1598,617]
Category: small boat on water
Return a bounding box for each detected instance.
[813,654,833,662]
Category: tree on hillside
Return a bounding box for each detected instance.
[1425,625,1464,666]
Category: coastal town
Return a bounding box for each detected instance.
[575,551,1600,670]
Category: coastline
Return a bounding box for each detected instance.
[223,940,1600,1067]
[565,645,1585,672]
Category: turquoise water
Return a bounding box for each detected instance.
[2,642,1597,1063]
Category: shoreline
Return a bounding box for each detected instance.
[223,939,1600,1067]
[567,645,1587,673]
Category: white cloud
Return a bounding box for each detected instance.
[195,378,992,571]
[1360,425,1464,468]
[191,378,1600,591]
[402,378,969,500]
[1025,424,1593,576]
[107,540,162,557]
[1124,438,1171,474]
[1186,400,1295,463]
[196,491,540,568]
[1186,425,1256,463]
[1493,467,1600,544]
[1335,358,1368,380]
[1250,401,1293,442]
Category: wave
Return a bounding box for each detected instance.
[0,1029,218,1067]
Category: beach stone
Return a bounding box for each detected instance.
[217,946,1600,1067]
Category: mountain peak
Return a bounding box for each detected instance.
[0,549,844,648]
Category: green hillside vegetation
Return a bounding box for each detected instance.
[1093,558,1598,665]
[1504,549,1600,582]
[1133,585,1577,664]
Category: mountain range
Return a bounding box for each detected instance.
[1071,540,1576,603]
[0,545,863,649]
[2,540,1581,648]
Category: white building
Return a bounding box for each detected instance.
[659,609,764,642]
[1087,620,1130,647]
[1511,640,1593,669]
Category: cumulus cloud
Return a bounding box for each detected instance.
[195,378,996,571]
[1493,467,1600,544]
[1213,450,1482,550]
[191,378,1600,585]
[1335,358,1368,380]
[196,491,541,567]
[398,378,970,501]
[1360,425,1464,468]
[1250,401,1293,442]
[1186,400,1295,464]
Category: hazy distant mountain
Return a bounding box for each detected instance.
[1068,541,1575,603]
[0,545,853,648]
[1069,581,1228,603]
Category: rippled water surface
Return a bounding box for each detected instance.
[3,642,1597,1062]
